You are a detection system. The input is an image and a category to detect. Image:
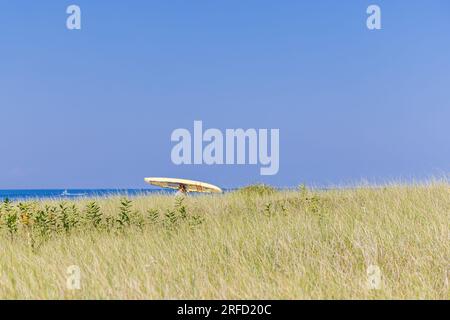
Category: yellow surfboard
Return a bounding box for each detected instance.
[144,177,223,193]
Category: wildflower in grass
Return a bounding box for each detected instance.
[44,205,59,233]
[1,199,18,239]
[33,209,51,238]
[1,198,13,216]
[68,204,80,230]
[104,216,116,232]
[117,198,132,227]
[165,209,178,228]
[17,202,36,249]
[175,197,188,220]
[18,203,33,227]
[58,202,71,233]
[147,209,160,225]
[84,201,102,229]
[132,211,145,230]
[5,210,18,240]
[188,214,204,228]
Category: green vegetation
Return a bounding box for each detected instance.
[236,184,277,196]
[0,182,448,299]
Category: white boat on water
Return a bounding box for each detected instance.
[61,189,87,197]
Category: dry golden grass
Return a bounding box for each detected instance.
[0,182,448,299]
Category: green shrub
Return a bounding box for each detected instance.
[236,184,277,196]
[147,209,160,225]
[84,201,102,229]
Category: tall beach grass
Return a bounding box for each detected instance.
[0,182,448,299]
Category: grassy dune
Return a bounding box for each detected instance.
[0,183,449,299]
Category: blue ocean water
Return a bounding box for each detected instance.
[0,189,172,202]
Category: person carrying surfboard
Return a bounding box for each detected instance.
[144,177,223,194]
[176,184,188,196]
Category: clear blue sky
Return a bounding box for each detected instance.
[1,1,449,189]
